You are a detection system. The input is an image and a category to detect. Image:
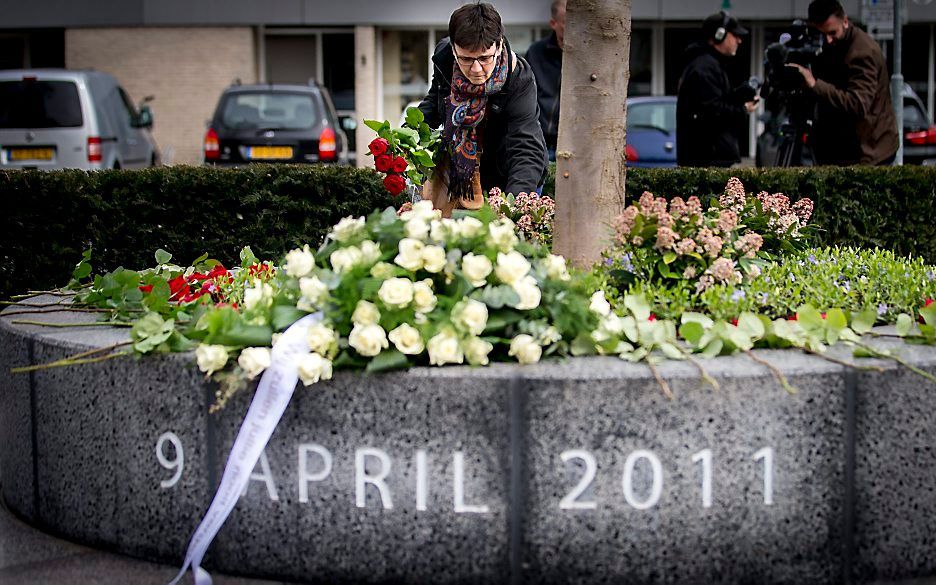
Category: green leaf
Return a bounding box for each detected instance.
[624,295,651,321]
[737,312,765,339]
[155,249,172,265]
[825,308,848,332]
[571,333,597,356]
[851,308,876,334]
[660,342,684,360]
[679,321,705,346]
[404,106,424,128]
[272,305,307,331]
[394,127,420,145]
[796,304,825,331]
[365,349,410,373]
[701,338,724,358]
[363,119,388,133]
[922,303,936,327]
[662,252,677,265]
[681,312,714,329]
[479,285,520,309]
[896,313,914,337]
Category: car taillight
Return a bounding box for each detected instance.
[906,126,936,146]
[204,128,220,161]
[319,127,337,161]
[87,136,102,163]
[625,143,638,162]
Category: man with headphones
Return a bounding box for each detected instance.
[676,12,758,167]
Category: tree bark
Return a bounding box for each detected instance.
[553,0,631,267]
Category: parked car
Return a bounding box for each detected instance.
[0,69,159,170]
[756,84,936,167]
[626,96,677,167]
[204,82,349,165]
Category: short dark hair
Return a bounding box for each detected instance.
[449,3,504,52]
[551,0,566,20]
[808,0,846,24]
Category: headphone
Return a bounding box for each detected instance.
[713,11,731,43]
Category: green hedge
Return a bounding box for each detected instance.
[543,164,936,264]
[0,164,394,299]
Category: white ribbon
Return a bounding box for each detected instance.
[170,313,322,585]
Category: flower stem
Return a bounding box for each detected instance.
[9,320,132,328]
[9,290,75,300]
[0,300,69,307]
[647,361,675,400]
[11,350,130,374]
[854,343,936,386]
[804,349,886,372]
[679,348,720,391]
[744,349,797,394]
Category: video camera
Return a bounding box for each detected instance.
[764,20,824,92]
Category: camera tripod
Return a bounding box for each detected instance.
[775,121,814,167]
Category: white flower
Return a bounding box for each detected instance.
[297,352,333,386]
[488,218,519,252]
[237,347,271,380]
[452,298,488,336]
[359,240,382,265]
[196,344,228,375]
[330,216,365,243]
[601,314,625,335]
[589,290,611,316]
[509,334,542,365]
[462,253,493,287]
[746,264,762,279]
[456,216,484,239]
[352,300,381,326]
[405,218,431,241]
[512,275,541,310]
[244,279,273,311]
[421,245,447,273]
[306,323,338,355]
[538,326,562,345]
[298,276,329,308]
[370,262,396,280]
[283,245,315,278]
[495,251,531,285]
[544,254,571,281]
[388,323,424,355]
[378,277,414,309]
[427,330,464,366]
[330,246,363,273]
[349,323,389,357]
[413,279,437,313]
[401,200,438,222]
[395,238,425,272]
[429,218,455,243]
[463,337,494,366]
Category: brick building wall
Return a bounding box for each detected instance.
[66,27,257,165]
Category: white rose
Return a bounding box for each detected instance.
[349,323,389,357]
[405,218,431,241]
[538,326,562,345]
[452,298,489,336]
[237,347,271,380]
[352,300,381,326]
[244,279,272,311]
[590,290,611,316]
[413,279,437,313]
[388,323,424,355]
[196,344,228,375]
[370,262,396,280]
[544,254,571,281]
[331,216,365,243]
[427,330,464,366]
[508,334,542,365]
[298,276,329,308]
[456,216,484,239]
[401,200,438,223]
[297,352,333,386]
[306,323,338,355]
[463,337,494,366]
[512,275,542,310]
[378,277,414,309]
[395,238,425,272]
[462,253,493,287]
[488,218,519,252]
[283,245,315,278]
[421,245,447,273]
[495,251,531,285]
[430,218,455,243]
[330,246,363,273]
[359,240,382,265]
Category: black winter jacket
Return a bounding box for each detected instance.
[419,37,548,195]
[525,32,562,151]
[676,42,748,167]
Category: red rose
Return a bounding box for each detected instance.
[374,154,393,172]
[383,173,407,196]
[139,284,154,294]
[168,275,188,301]
[648,313,656,322]
[187,271,208,283]
[207,264,228,279]
[391,156,408,173]
[369,137,389,156]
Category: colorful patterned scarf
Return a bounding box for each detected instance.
[443,44,509,201]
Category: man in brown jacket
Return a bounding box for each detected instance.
[788,0,898,165]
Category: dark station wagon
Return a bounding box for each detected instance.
[204,82,349,165]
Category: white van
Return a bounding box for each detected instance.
[0,69,159,170]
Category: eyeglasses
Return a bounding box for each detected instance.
[453,46,500,68]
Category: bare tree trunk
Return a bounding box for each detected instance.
[553,0,631,267]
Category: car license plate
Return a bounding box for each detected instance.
[248,146,293,160]
[8,147,54,162]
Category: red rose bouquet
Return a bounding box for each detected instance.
[364,107,440,196]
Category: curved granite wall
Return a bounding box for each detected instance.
[2,297,936,584]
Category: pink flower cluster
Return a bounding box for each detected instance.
[756,191,814,237]
[720,177,747,213]
[487,188,555,246]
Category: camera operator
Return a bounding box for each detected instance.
[677,12,759,167]
[787,0,898,165]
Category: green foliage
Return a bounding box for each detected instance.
[0,164,395,299]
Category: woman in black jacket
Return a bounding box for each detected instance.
[418,3,547,204]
